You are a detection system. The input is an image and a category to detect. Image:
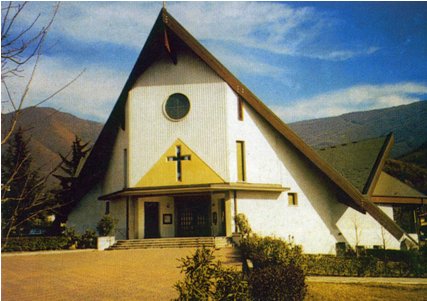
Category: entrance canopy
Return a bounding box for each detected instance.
[98,182,288,200]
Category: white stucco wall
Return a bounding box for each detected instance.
[128,48,229,186]
[110,198,127,240]
[103,127,128,194]
[228,93,402,254]
[336,205,400,249]
[67,183,105,234]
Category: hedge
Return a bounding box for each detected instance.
[2,229,97,252]
[304,252,427,277]
[2,236,68,252]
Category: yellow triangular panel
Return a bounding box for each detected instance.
[135,139,225,187]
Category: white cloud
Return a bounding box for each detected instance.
[14,2,378,61]
[273,83,427,123]
[1,55,126,121]
[206,44,284,78]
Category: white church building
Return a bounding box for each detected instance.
[68,9,423,254]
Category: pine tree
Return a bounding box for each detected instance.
[52,136,91,231]
[1,128,53,239]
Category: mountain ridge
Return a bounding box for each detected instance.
[1,107,103,188]
[289,100,427,158]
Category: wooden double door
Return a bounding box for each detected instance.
[175,195,211,237]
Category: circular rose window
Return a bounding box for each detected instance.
[164,93,190,120]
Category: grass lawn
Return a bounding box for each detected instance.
[306,282,427,301]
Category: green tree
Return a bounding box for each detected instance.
[52,136,90,231]
[1,128,55,241]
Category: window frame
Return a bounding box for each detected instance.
[236,140,246,182]
[163,93,191,121]
[238,97,244,121]
[288,192,298,206]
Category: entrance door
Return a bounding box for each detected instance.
[144,202,160,238]
[176,195,210,237]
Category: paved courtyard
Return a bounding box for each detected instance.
[2,248,212,301]
[3,248,427,300]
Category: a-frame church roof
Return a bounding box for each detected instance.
[75,8,409,242]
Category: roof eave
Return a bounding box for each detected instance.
[363,133,394,196]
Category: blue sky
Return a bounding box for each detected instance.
[2,1,427,123]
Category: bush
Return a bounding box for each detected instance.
[239,235,307,301]
[62,227,80,249]
[174,247,250,300]
[304,251,427,277]
[235,213,252,238]
[96,215,116,236]
[79,229,97,249]
[240,235,304,269]
[1,236,68,252]
[249,264,307,301]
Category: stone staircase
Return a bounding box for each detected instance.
[107,236,229,250]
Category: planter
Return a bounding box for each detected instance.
[97,236,115,251]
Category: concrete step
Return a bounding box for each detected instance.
[107,237,229,251]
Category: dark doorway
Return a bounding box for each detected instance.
[144,202,160,238]
[176,195,210,237]
[218,198,226,236]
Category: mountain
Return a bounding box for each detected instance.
[1,107,103,188]
[289,101,427,158]
[397,141,427,170]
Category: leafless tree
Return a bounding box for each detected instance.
[1,2,84,246]
[1,1,84,145]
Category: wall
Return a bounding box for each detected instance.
[102,126,128,194]
[336,205,400,249]
[128,48,230,187]
[67,183,105,234]
[228,93,401,253]
[110,198,127,240]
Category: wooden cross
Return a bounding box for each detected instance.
[167,146,191,181]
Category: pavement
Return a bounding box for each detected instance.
[307,276,427,285]
[2,248,426,301]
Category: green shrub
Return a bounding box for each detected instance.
[174,247,250,301]
[239,235,307,301]
[304,251,427,277]
[79,229,97,249]
[235,213,252,238]
[1,236,68,252]
[240,235,304,269]
[62,227,81,249]
[249,264,307,301]
[96,215,116,236]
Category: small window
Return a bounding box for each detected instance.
[124,148,128,188]
[238,97,244,121]
[236,141,246,181]
[105,201,110,215]
[288,193,298,206]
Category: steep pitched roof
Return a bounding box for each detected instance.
[316,134,393,195]
[75,8,409,242]
[374,172,426,198]
[371,171,426,205]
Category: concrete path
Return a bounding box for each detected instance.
[307,276,427,285]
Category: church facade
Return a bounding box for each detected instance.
[68,9,422,254]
